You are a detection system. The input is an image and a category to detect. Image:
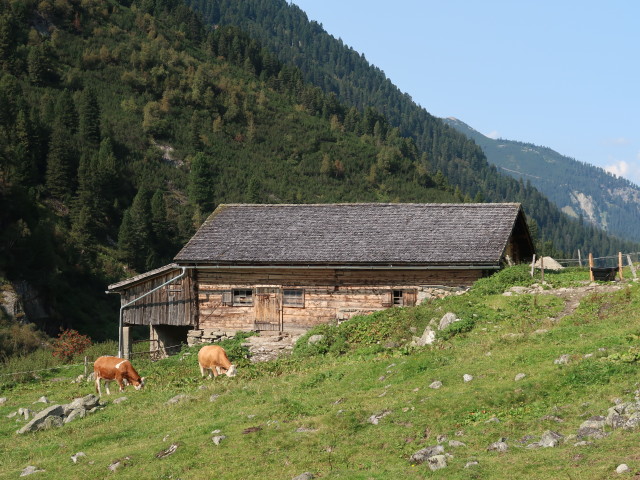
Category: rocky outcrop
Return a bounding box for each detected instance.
[15,394,103,434]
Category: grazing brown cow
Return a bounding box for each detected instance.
[93,356,145,396]
[198,345,237,378]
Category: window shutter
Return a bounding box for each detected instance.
[381,291,392,307]
[222,291,232,306]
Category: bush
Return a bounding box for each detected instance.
[470,265,535,296]
[51,329,92,362]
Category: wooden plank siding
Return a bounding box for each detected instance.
[120,269,196,327]
[195,268,484,331]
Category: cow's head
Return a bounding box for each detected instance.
[134,377,145,390]
[226,365,237,377]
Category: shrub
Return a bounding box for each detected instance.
[51,329,92,362]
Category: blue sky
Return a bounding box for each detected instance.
[292,1,640,186]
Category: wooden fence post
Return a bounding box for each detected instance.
[530,254,536,278]
[84,356,88,377]
[577,249,583,267]
[540,256,545,283]
[589,253,594,282]
[628,254,638,280]
[619,252,624,280]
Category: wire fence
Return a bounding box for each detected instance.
[553,252,640,268]
[0,342,188,379]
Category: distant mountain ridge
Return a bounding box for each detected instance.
[443,117,640,243]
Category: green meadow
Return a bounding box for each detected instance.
[1,266,640,479]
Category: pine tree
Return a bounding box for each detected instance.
[78,88,101,151]
[45,124,76,199]
[188,152,216,213]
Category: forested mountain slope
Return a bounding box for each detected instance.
[0,0,456,341]
[443,117,640,243]
[188,0,640,255]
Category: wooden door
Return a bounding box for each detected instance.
[254,287,281,331]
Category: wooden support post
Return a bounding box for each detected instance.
[619,252,624,281]
[530,254,536,278]
[589,253,594,282]
[84,356,88,377]
[577,249,583,267]
[540,255,545,283]
[122,326,132,359]
[627,254,637,280]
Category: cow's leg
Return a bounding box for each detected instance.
[199,363,206,378]
[95,376,102,397]
[104,380,111,395]
[116,373,125,392]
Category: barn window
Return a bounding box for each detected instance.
[392,290,404,306]
[232,289,253,306]
[283,289,304,307]
[386,289,417,307]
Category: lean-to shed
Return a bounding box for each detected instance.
[108,203,534,357]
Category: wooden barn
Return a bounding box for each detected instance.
[107,203,535,357]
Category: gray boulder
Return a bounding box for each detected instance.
[17,405,64,434]
[539,430,563,447]
[64,408,86,424]
[438,312,459,330]
[409,445,444,464]
[427,455,448,471]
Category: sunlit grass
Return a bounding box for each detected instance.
[1,269,639,479]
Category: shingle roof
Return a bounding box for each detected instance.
[173,203,527,267]
[108,263,179,291]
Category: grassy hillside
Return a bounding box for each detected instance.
[2,267,640,479]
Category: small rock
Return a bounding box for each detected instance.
[113,397,128,404]
[539,430,563,447]
[576,427,609,439]
[368,410,391,425]
[554,354,571,365]
[292,473,314,480]
[463,374,473,383]
[429,381,442,389]
[448,440,466,447]
[573,441,593,447]
[155,443,180,458]
[485,417,500,423]
[487,440,508,452]
[579,416,606,429]
[540,415,564,423]
[18,408,33,420]
[209,394,220,402]
[307,335,324,345]
[465,461,479,468]
[0,397,6,405]
[33,396,49,404]
[20,466,45,477]
[409,445,445,464]
[428,454,448,471]
[71,452,86,464]
[212,435,226,445]
[515,373,526,381]
[616,464,630,474]
[166,394,191,405]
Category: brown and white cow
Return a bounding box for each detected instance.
[198,345,237,378]
[93,356,145,396]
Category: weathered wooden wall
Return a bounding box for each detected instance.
[196,268,484,331]
[120,269,197,326]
